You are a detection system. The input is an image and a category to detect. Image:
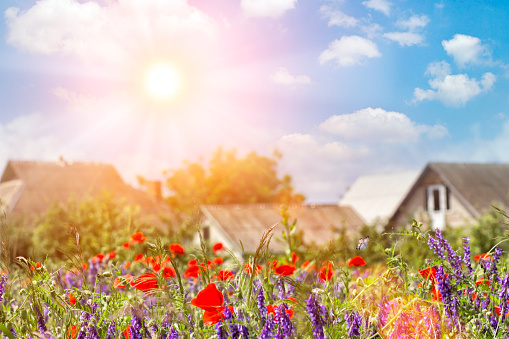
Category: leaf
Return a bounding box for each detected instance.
[0,324,15,339]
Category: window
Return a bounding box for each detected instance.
[202,226,210,241]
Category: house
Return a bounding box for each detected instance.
[0,159,176,230]
[199,204,364,257]
[389,163,509,229]
[339,170,421,227]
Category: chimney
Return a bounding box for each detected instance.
[144,180,162,201]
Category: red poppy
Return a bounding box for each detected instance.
[152,263,162,273]
[130,232,146,244]
[218,270,234,281]
[301,261,316,271]
[291,252,299,265]
[124,326,130,339]
[213,242,225,254]
[68,324,79,338]
[268,260,279,269]
[266,304,295,318]
[188,259,198,266]
[244,263,263,275]
[185,265,201,278]
[134,253,144,262]
[213,257,224,265]
[108,251,116,259]
[69,293,76,306]
[170,243,185,255]
[123,242,130,249]
[347,256,366,267]
[419,267,438,283]
[474,253,491,261]
[202,306,234,326]
[164,266,176,279]
[81,263,88,270]
[476,277,491,287]
[30,262,41,271]
[92,254,105,263]
[131,272,158,295]
[191,283,224,312]
[319,262,334,282]
[275,264,297,276]
[113,277,126,289]
[124,261,131,269]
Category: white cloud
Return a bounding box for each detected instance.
[4,0,217,63]
[0,113,79,167]
[413,61,496,106]
[396,15,430,30]
[362,0,392,16]
[384,15,429,47]
[383,32,424,46]
[240,0,297,18]
[318,107,448,143]
[319,35,381,67]
[320,5,358,28]
[361,23,383,39]
[271,67,311,85]
[442,34,488,67]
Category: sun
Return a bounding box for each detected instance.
[143,63,181,101]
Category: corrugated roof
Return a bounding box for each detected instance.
[429,162,509,216]
[201,204,364,253]
[339,170,421,225]
[0,160,176,228]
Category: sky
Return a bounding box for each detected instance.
[1,0,508,203]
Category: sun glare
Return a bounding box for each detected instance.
[143,63,181,101]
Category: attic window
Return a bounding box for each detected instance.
[202,225,210,241]
[424,185,450,211]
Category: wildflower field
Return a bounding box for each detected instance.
[1,219,509,338]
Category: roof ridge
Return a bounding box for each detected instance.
[7,159,113,166]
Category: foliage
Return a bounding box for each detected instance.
[163,147,305,212]
[31,191,166,263]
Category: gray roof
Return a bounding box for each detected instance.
[201,204,364,253]
[339,170,421,225]
[427,162,509,217]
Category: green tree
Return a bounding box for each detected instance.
[164,147,305,212]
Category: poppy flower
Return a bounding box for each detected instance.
[131,272,158,295]
[124,326,130,339]
[275,264,297,276]
[93,254,105,263]
[476,278,491,287]
[213,257,224,265]
[68,324,79,338]
[123,242,130,249]
[152,263,162,273]
[218,270,234,281]
[191,283,224,312]
[244,263,262,275]
[347,256,366,267]
[213,242,225,254]
[291,252,299,265]
[164,266,176,279]
[124,261,131,269]
[268,260,279,270]
[170,243,185,255]
[130,232,146,244]
[474,253,491,261]
[108,251,116,259]
[267,304,294,318]
[185,265,201,278]
[113,277,126,289]
[134,253,144,262]
[202,306,234,326]
[81,263,88,270]
[188,259,198,266]
[319,262,334,282]
[418,267,438,283]
[301,261,316,271]
[69,293,76,306]
[30,262,41,271]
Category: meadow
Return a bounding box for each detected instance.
[1,216,509,339]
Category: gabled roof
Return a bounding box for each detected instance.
[0,179,25,214]
[0,160,175,227]
[339,170,421,225]
[201,204,364,254]
[427,162,509,217]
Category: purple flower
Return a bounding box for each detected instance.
[0,274,7,304]
[215,322,227,339]
[130,311,143,339]
[278,303,293,337]
[462,237,474,275]
[306,294,325,339]
[106,321,116,339]
[257,286,267,324]
[240,326,249,339]
[345,311,362,338]
[34,305,47,333]
[167,327,179,339]
[258,314,274,339]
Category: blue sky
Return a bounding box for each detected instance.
[1,0,508,202]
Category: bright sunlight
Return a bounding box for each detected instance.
[143,63,181,101]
